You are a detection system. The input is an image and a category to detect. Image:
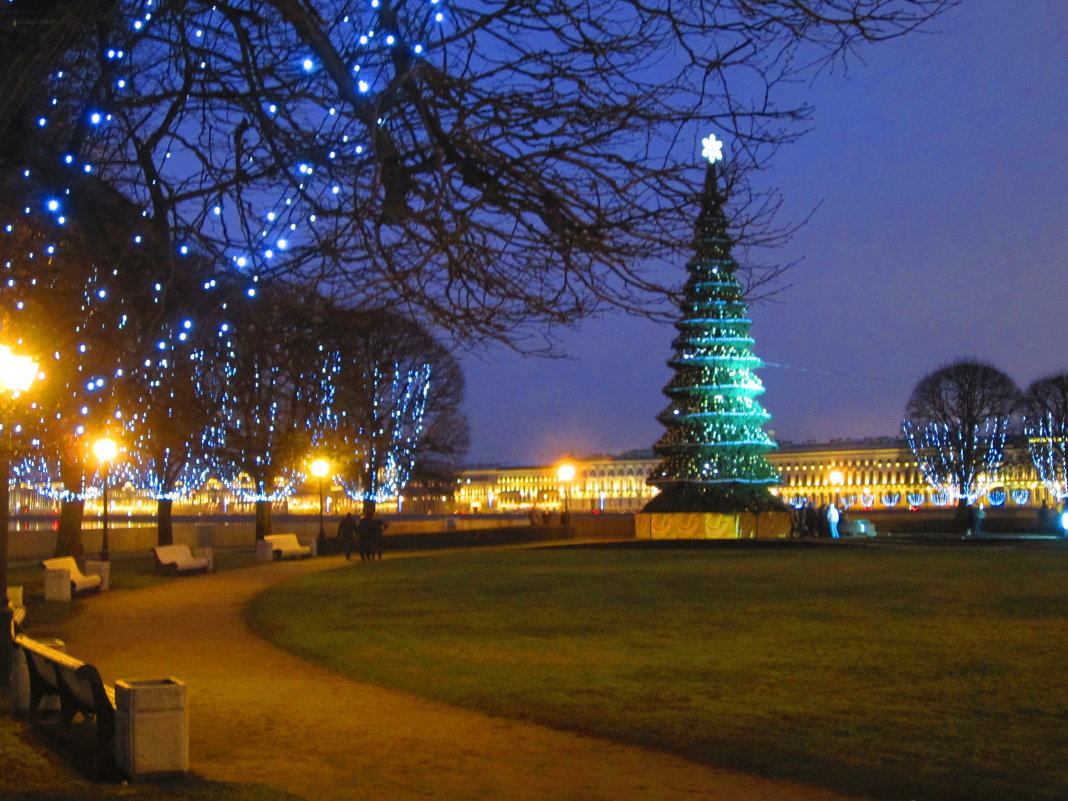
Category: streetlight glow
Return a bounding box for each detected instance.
[310,457,330,550]
[0,344,37,682]
[93,437,119,463]
[0,345,39,393]
[557,463,575,519]
[93,436,119,561]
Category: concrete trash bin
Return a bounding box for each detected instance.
[115,678,189,779]
[85,560,110,591]
[43,568,71,602]
[12,638,65,716]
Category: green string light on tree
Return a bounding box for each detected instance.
[644,134,782,513]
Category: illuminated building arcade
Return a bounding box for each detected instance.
[3,438,1056,523]
[452,439,1054,516]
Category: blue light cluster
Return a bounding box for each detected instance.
[4,0,453,310]
[1025,413,1068,501]
[903,418,1008,504]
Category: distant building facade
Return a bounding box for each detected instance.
[451,439,1053,515]
[455,452,661,514]
[13,438,1051,522]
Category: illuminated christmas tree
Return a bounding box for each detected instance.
[645,134,781,513]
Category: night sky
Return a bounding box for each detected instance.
[460,0,1068,466]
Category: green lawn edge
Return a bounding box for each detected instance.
[246,543,1068,801]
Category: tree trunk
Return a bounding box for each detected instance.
[954,498,971,533]
[255,499,272,540]
[53,498,84,559]
[157,498,174,546]
[361,499,377,518]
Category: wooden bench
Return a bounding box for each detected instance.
[42,556,103,601]
[152,544,210,574]
[262,533,313,560]
[15,634,116,777]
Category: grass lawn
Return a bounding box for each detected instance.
[247,541,1068,801]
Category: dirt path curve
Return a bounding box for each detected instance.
[37,553,872,801]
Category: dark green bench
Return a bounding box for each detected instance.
[15,634,116,777]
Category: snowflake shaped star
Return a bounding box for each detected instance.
[701,133,724,164]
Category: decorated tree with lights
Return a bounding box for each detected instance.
[903,360,1020,521]
[121,341,215,546]
[0,226,151,557]
[316,307,467,514]
[644,135,781,514]
[111,253,226,544]
[1,0,954,350]
[202,287,327,539]
[1023,373,1068,503]
[0,199,223,555]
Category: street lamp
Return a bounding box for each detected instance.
[93,437,118,561]
[557,463,575,522]
[0,345,38,683]
[310,458,330,552]
[828,469,844,504]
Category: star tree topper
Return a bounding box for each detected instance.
[701,133,725,164]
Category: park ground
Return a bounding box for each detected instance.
[3,537,1066,800]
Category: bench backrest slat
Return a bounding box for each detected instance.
[42,556,90,582]
[16,635,111,711]
[265,534,302,547]
[27,649,61,688]
[155,544,195,562]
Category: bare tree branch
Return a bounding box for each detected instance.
[2,0,956,347]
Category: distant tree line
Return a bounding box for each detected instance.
[1,250,468,555]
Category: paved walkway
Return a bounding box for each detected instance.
[34,553,871,801]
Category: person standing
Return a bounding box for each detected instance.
[337,513,357,560]
[371,514,387,560]
[826,502,840,539]
[357,508,388,561]
[788,504,801,538]
[803,501,818,539]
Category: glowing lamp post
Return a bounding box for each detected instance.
[93,437,118,561]
[557,463,575,521]
[829,469,845,504]
[310,458,330,552]
[0,345,38,683]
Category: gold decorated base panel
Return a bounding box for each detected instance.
[635,511,791,540]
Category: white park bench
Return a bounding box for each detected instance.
[42,556,103,601]
[152,544,211,575]
[260,533,313,560]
